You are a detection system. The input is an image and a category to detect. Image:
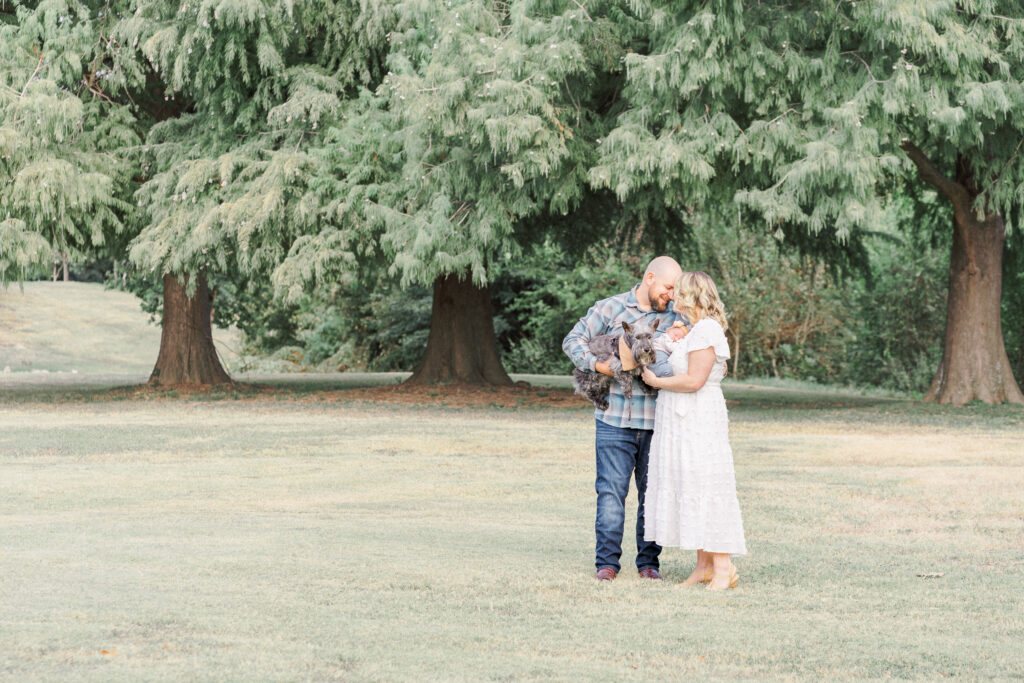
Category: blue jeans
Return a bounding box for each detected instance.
[594,419,661,572]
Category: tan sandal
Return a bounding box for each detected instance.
[682,569,714,586]
[706,566,739,591]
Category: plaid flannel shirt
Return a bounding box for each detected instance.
[562,285,686,430]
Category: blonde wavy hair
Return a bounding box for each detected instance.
[673,271,728,332]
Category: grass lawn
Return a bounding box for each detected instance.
[2,281,1023,678]
[2,381,1022,680]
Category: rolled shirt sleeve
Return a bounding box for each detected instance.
[562,303,607,372]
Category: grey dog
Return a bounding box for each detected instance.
[572,319,661,410]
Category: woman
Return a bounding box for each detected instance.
[641,271,746,590]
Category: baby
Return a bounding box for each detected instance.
[653,320,689,353]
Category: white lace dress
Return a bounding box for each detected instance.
[644,319,747,554]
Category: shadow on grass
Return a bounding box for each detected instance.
[1,372,1022,428]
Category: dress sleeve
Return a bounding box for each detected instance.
[686,320,731,360]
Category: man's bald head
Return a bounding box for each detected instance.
[644,256,683,282]
[638,255,683,312]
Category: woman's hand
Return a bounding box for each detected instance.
[641,367,661,388]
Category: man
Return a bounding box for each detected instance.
[562,256,685,581]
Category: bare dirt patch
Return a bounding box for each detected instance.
[324,382,584,409]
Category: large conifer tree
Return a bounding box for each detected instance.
[107,0,394,385]
[274,0,641,384]
[595,0,1024,405]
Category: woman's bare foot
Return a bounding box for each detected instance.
[681,550,713,586]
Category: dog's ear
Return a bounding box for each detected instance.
[651,319,661,331]
[621,321,633,334]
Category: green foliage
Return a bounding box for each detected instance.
[596,1,1024,246]
[1002,236,1024,383]
[273,0,642,299]
[838,193,950,394]
[107,0,395,292]
[843,241,948,394]
[683,214,849,382]
[303,280,432,371]
[6,0,1023,395]
[246,277,433,372]
[0,218,50,282]
[0,0,135,285]
[495,241,645,375]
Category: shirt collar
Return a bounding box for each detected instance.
[626,284,644,311]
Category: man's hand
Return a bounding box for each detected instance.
[594,360,613,377]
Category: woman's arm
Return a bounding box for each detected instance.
[641,348,716,392]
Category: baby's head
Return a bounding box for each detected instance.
[667,320,688,340]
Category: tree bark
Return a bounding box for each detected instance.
[903,145,1024,405]
[149,273,232,387]
[731,333,740,378]
[406,273,513,386]
[61,253,68,281]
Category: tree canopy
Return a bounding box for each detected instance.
[1,0,133,283]
[592,0,1024,403]
[2,0,1022,402]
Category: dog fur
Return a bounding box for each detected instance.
[572,319,660,410]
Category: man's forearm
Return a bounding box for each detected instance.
[563,306,605,371]
[563,337,597,371]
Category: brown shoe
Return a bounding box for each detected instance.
[638,567,662,580]
[595,567,617,581]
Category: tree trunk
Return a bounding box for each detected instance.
[901,150,1024,405]
[61,253,68,281]
[406,273,513,386]
[925,208,1024,405]
[149,273,232,387]
[901,146,1024,405]
[732,333,740,377]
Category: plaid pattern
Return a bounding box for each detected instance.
[563,286,686,430]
